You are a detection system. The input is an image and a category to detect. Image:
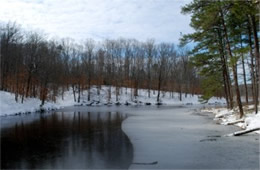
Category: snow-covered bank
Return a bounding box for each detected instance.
[76,86,225,105]
[0,91,76,116]
[0,86,226,116]
[202,105,260,134]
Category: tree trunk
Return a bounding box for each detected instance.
[15,68,19,102]
[25,73,32,97]
[157,82,161,103]
[148,71,151,98]
[249,14,259,114]
[87,74,91,101]
[72,84,76,102]
[240,36,248,104]
[134,79,138,98]
[116,86,119,102]
[77,83,80,103]
[217,28,233,109]
[179,85,182,101]
[97,85,100,96]
[87,87,91,101]
[222,68,230,108]
[226,67,233,108]
[108,85,111,102]
[40,80,48,106]
[157,69,162,102]
[248,24,256,108]
[220,8,243,117]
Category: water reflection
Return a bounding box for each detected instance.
[1,112,133,169]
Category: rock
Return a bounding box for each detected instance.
[125,101,131,105]
[115,102,121,106]
[104,102,113,106]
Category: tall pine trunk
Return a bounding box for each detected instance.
[248,24,257,109]
[249,15,259,114]
[240,35,248,104]
[217,28,233,109]
[220,8,244,117]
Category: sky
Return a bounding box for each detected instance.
[0,0,193,44]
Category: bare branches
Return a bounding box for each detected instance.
[0,23,201,105]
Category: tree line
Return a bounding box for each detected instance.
[181,0,259,116]
[0,22,201,106]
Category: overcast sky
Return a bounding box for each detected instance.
[0,0,193,44]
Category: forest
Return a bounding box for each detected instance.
[181,0,259,117]
[0,23,201,107]
[0,0,259,118]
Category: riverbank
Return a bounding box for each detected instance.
[202,105,260,135]
[0,86,225,116]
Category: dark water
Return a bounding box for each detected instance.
[1,111,133,169]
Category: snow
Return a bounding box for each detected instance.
[0,86,226,116]
[76,86,225,106]
[215,109,234,118]
[202,106,260,134]
[0,90,76,116]
[245,113,260,130]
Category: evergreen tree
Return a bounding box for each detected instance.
[181,0,259,116]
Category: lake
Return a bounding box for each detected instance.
[1,105,259,169]
[1,110,133,169]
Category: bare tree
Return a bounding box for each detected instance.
[83,39,95,101]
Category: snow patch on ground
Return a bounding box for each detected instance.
[0,86,226,116]
[0,90,76,116]
[202,106,260,134]
[75,86,225,106]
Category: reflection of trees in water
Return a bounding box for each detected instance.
[1,112,133,169]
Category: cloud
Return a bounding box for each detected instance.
[0,0,193,44]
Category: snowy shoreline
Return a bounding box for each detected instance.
[3,85,258,136]
[0,86,225,116]
[201,106,260,135]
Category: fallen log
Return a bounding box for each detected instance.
[224,119,244,125]
[232,128,260,136]
[132,161,158,165]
